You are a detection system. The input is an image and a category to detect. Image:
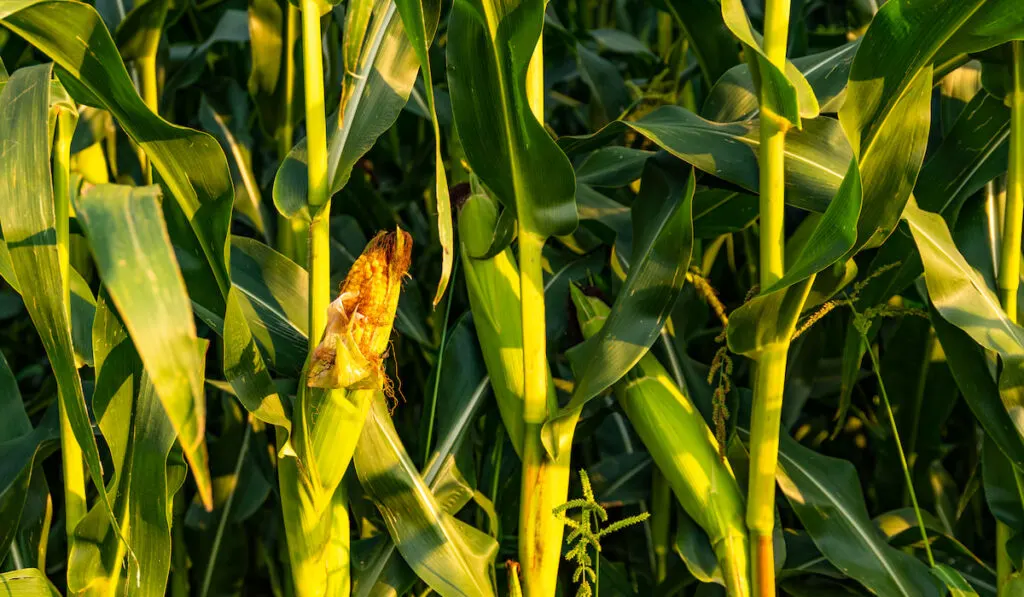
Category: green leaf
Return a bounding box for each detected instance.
[68,291,191,596]
[0,0,235,298]
[74,183,213,509]
[0,62,115,533]
[662,0,739,87]
[560,107,851,213]
[840,0,986,159]
[904,199,1024,459]
[728,159,861,356]
[545,160,695,457]
[932,304,1024,469]
[200,90,268,240]
[574,147,653,188]
[274,0,419,220]
[0,351,58,566]
[447,0,577,238]
[703,40,860,123]
[719,0,819,126]
[576,43,630,128]
[0,569,61,596]
[114,0,169,62]
[353,314,491,596]
[163,9,250,104]
[247,0,292,140]
[0,0,291,433]
[393,0,450,306]
[354,396,498,597]
[775,434,945,597]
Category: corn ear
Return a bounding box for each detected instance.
[457,192,529,455]
[571,286,751,597]
[281,228,412,597]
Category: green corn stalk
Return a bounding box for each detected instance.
[457,190,578,594]
[572,287,752,597]
[749,1,792,594]
[996,39,1024,597]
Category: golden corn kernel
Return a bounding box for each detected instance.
[308,227,413,389]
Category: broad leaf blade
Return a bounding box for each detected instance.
[447,0,577,238]
[74,183,213,508]
[354,396,498,597]
[775,435,945,597]
[546,161,695,456]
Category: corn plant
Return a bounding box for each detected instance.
[1,1,1024,597]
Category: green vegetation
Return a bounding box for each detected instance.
[0,0,1023,596]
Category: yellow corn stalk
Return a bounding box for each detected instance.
[571,286,751,597]
[281,227,412,597]
[458,192,577,593]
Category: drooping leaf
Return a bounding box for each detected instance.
[904,199,1024,454]
[354,396,498,597]
[74,183,212,508]
[353,314,491,596]
[447,0,577,239]
[393,0,450,306]
[719,0,819,126]
[703,40,860,122]
[545,160,694,457]
[0,62,116,530]
[274,0,420,220]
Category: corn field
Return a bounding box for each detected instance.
[0,0,1022,595]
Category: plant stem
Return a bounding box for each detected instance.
[199,420,252,597]
[423,258,459,465]
[300,0,330,344]
[517,34,574,597]
[999,40,1024,322]
[517,230,558,597]
[280,4,340,596]
[747,346,786,595]
[860,330,935,567]
[749,2,791,594]
[138,55,158,184]
[276,2,307,266]
[997,39,1024,597]
[53,111,86,541]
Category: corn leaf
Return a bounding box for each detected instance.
[662,0,739,88]
[727,159,861,356]
[447,0,577,238]
[545,160,694,457]
[719,0,819,126]
[0,352,58,566]
[354,396,498,597]
[560,108,851,214]
[353,314,491,596]
[393,0,451,306]
[0,62,118,530]
[904,199,1024,455]
[0,569,61,596]
[73,183,213,508]
[703,40,859,123]
[68,291,189,596]
[274,0,419,219]
[775,434,945,597]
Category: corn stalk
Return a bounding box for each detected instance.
[996,39,1024,596]
[748,1,791,594]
